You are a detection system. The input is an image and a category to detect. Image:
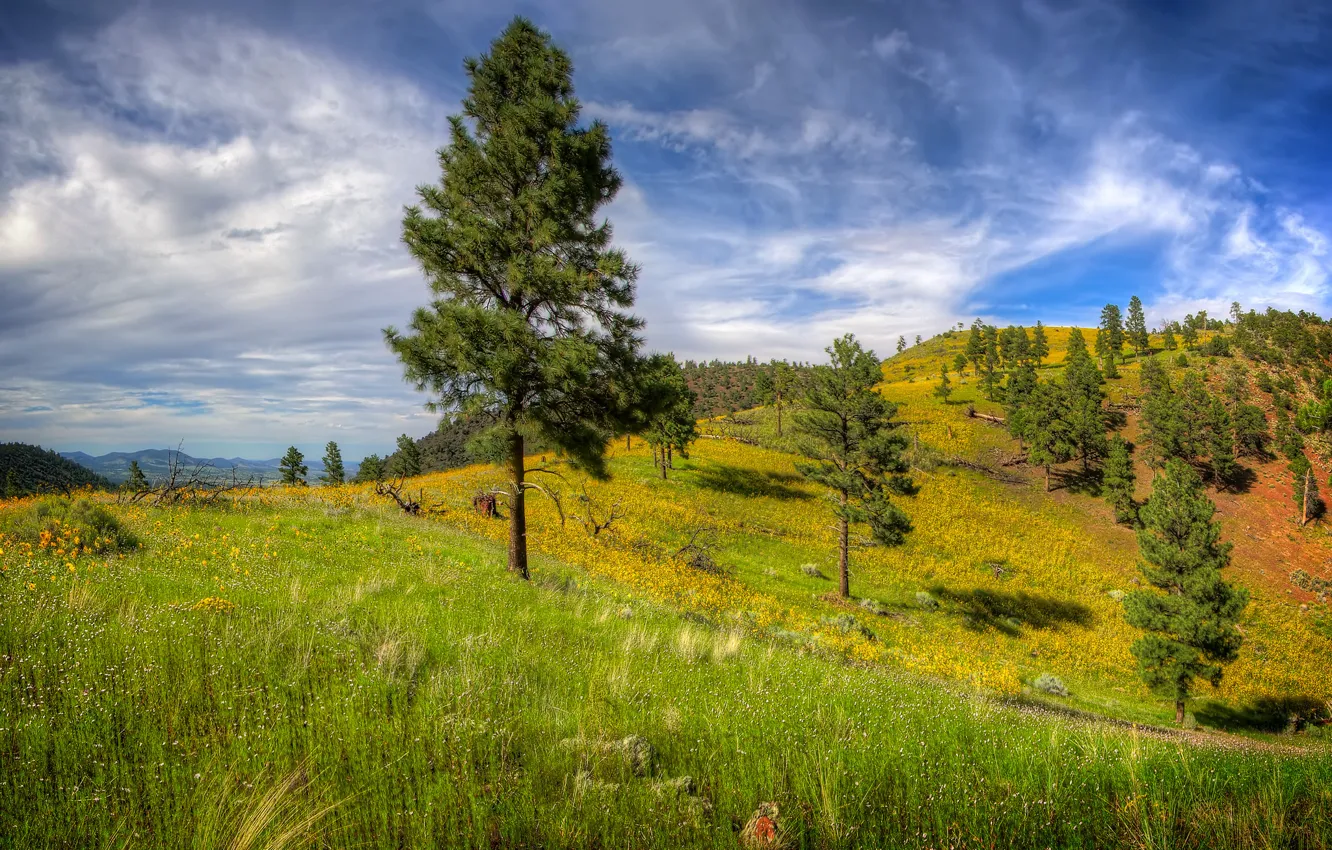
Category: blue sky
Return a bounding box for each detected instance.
[2,0,1331,459]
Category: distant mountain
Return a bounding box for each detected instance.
[2,442,115,495]
[60,449,358,484]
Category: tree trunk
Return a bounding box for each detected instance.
[660,446,667,480]
[667,445,673,469]
[1175,700,1185,725]
[776,395,783,437]
[838,490,850,598]
[508,431,528,580]
[1302,470,1311,526]
[625,434,631,450]
[1044,465,1051,492]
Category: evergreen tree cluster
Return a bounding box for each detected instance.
[0,443,113,497]
[1138,359,1250,488]
[681,358,813,419]
[962,319,1049,399]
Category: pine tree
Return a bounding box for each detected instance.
[1232,403,1269,458]
[981,324,1001,399]
[384,18,646,579]
[1014,326,1032,366]
[1030,321,1049,364]
[279,447,307,486]
[1102,436,1136,524]
[914,334,922,346]
[1063,329,1107,471]
[1207,399,1238,489]
[896,335,906,354]
[965,319,986,376]
[641,355,697,480]
[755,360,795,436]
[795,335,916,598]
[1123,459,1248,724]
[952,353,968,375]
[934,364,953,403]
[1181,322,1198,349]
[125,460,149,492]
[999,326,1019,368]
[1139,358,1183,469]
[1024,380,1073,491]
[320,441,345,485]
[1162,324,1178,351]
[355,454,386,483]
[1126,295,1149,357]
[1096,304,1125,368]
[392,434,422,478]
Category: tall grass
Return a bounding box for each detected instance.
[1,500,1330,848]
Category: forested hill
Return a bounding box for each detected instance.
[0,442,113,495]
[682,358,813,419]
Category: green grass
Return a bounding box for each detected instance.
[2,499,1331,848]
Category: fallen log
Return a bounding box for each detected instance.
[965,405,1007,425]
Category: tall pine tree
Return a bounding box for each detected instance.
[1030,321,1049,365]
[795,335,916,598]
[1102,436,1136,524]
[1063,329,1107,471]
[385,18,645,578]
[320,441,345,485]
[280,447,307,486]
[1123,459,1248,724]
[1126,295,1149,357]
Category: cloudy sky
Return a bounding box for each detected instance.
[2,0,1331,459]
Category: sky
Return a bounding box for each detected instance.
[2,0,1331,459]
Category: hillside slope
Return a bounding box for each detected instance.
[0,442,112,494]
[1,493,1329,847]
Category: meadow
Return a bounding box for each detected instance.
[3,328,1332,848]
[2,491,1332,849]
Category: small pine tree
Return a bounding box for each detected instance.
[642,354,697,479]
[795,334,916,598]
[320,441,345,485]
[125,460,149,492]
[1123,459,1248,724]
[1097,303,1125,365]
[896,335,906,354]
[933,365,953,403]
[914,334,922,346]
[1024,381,1073,491]
[1207,399,1238,489]
[393,434,422,478]
[1030,321,1049,364]
[356,454,386,483]
[1102,436,1136,524]
[1126,295,1149,357]
[952,353,968,375]
[1162,325,1178,351]
[279,447,308,486]
[965,320,986,376]
[1232,403,1269,458]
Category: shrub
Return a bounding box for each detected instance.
[822,614,875,641]
[1033,673,1069,697]
[800,563,826,579]
[858,597,887,616]
[915,591,939,610]
[8,497,138,554]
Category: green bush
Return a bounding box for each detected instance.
[7,497,139,554]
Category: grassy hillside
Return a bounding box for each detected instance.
[4,327,1332,846]
[1,492,1330,848]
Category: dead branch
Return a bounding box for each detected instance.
[674,526,725,574]
[944,455,1026,485]
[568,480,624,538]
[375,477,444,517]
[129,443,261,507]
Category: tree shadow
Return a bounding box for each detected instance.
[1054,466,1103,496]
[692,462,811,501]
[928,585,1094,635]
[1194,695,1329,733]
[1218,464,1259,495]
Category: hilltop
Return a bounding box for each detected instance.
[0,442,113,495]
